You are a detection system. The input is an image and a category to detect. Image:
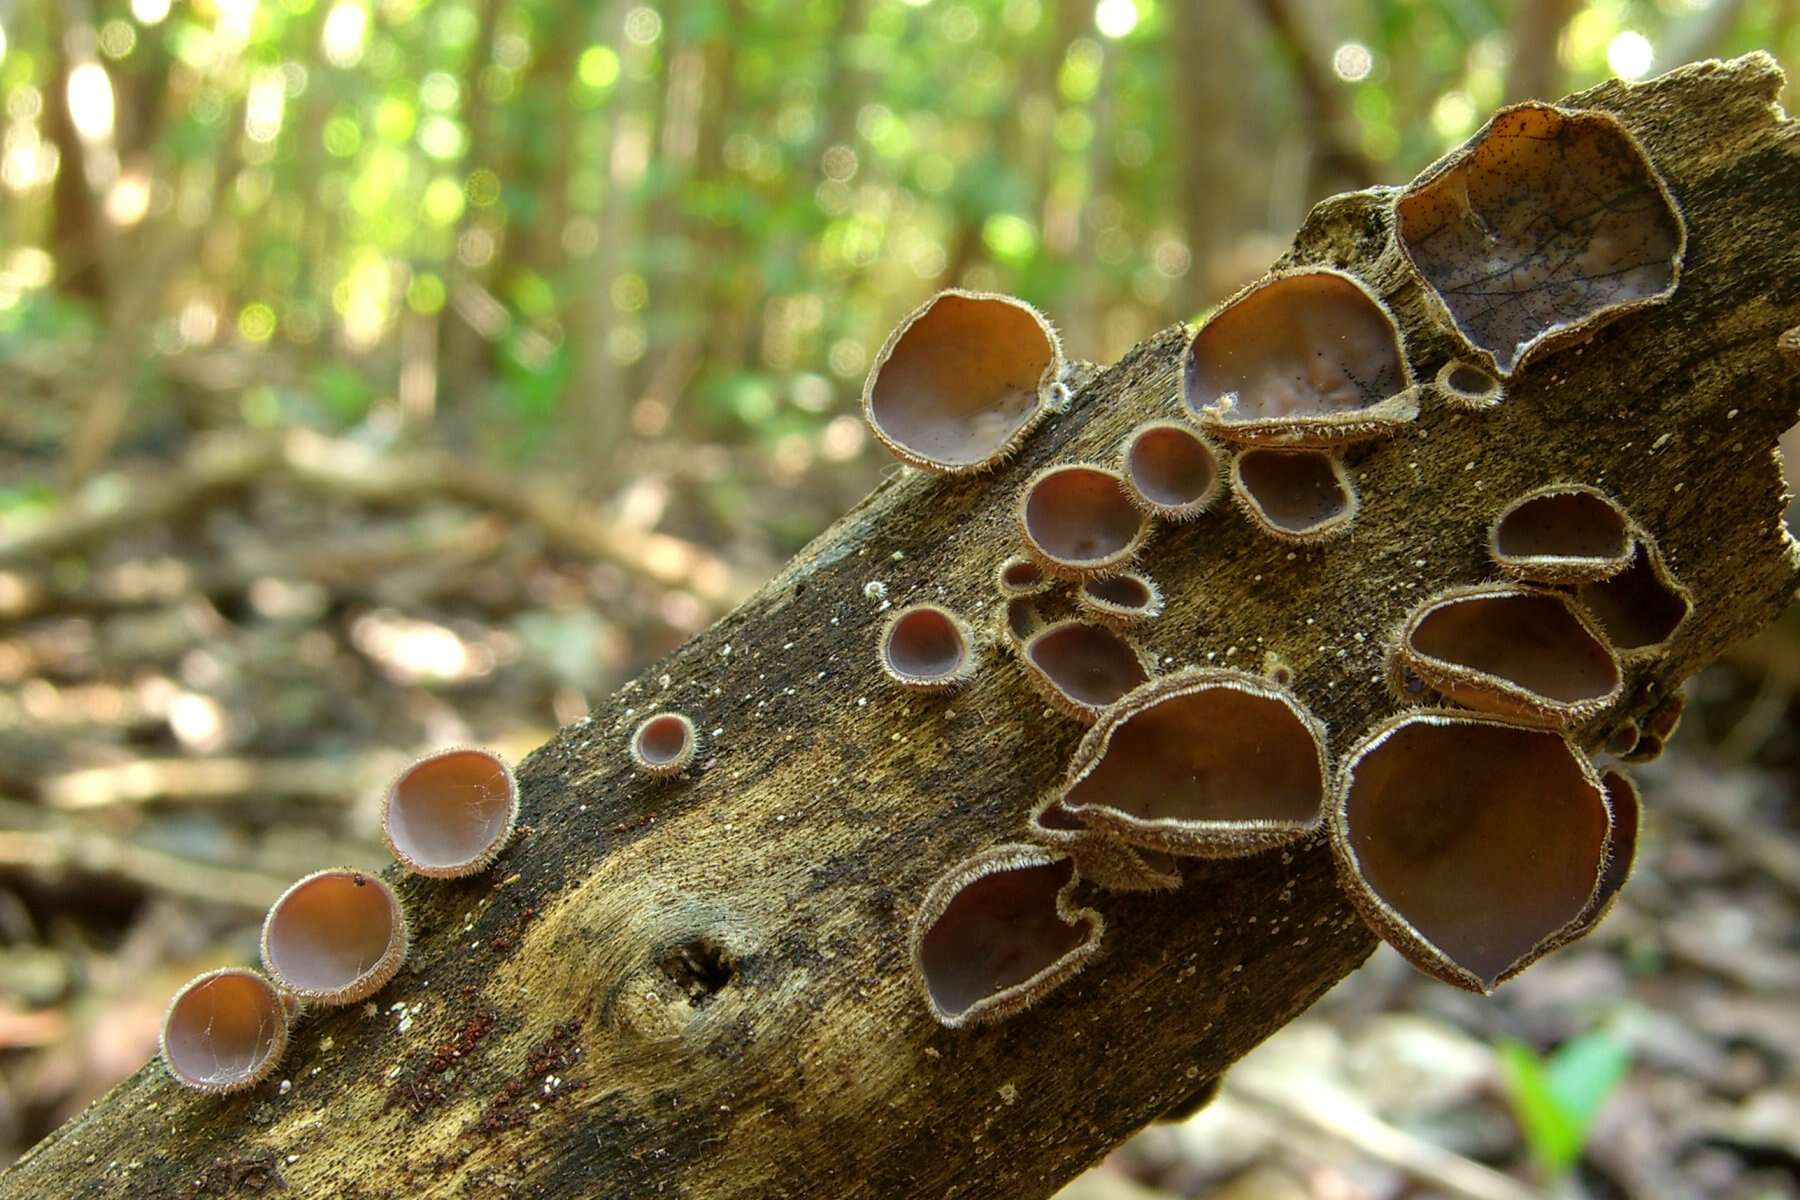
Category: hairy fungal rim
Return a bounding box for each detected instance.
[382,746,519,878]
[1016,464,1151,580]
[1020,619,1154,723]
[160,967,291,1095]
[260,868,409,1006]
[994,555,1054,597]
[1076,572,1164,627]
[1229,448,1359,543]
[1434,359,1503,409]
[880,604,978,691]
[1119,420,1223,520]
[908,844,1103,1029]
[861,288,1064,474]
[1489,483,1634,584]
[630,711,699,777]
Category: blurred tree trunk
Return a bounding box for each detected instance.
[43,0,106,302]
[1508,0,1575,101]
[3,55,1797,1200]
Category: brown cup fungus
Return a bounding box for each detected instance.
[862,289,1063,473]
[1021,620,1152,722]
[1490,485,1634,584]
[630,711,698,777]
[1026,796,1181,894]
[261,869,408,1006]
[1330,712,1611,992]
[1018,465,1149,580]
[1183,269,1415,446]
[1434,360,1503,409]
[880,604,977,692]
[1058,668,1329,858]
[1001,596,1043,644]
[1576,541,1691,652]
[1077,572,1163,627]
[382,747,519,878]
[1231,449,1357,542]
[1120,420,1222,519]
[160,967,290,1095]
[995,555,1052,597]
[1395,103,1686,377]
[910,844,1102,1028]
[1396,585,1621,727]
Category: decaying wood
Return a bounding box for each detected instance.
[4,55,1798,1200]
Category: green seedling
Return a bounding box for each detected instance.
[1498,1030,1632,1181]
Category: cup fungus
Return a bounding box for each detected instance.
[1575,541,1692,652]
[880,604,978,692]
[1077,572,1163,627]
[995,555,1052,597]
[382,747,519,878]
[1230,449,1357,542]
[1396,585,1622,727]
[261,868,408,1006]
[630,711,700,776]
[160,967,290,1095]
[1021,620,1152,722]
[1002,596,1043,644]
[1490,485,1634,584]
[1018,465,1150,579]
[1182,268,1415,446]
[1434,360,1503,409]
[862,289,1063,473]
[910,844,1102,1028]
[1120,420,1222,519]
[1583,769,1641,929]
[1058,668,1329,858]
[1395,103,1686,377]
[1026,796,1182,894]
[1331,712,1610,992]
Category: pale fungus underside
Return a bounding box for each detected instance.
[261,869,409,1005]
[1230,448,1358,542]
[1490,484,1634,583]
[383,747,519,878]
[1395,102,1687,377]
[159,968,290,1096]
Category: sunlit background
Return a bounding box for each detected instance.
[2,0,1799,1194]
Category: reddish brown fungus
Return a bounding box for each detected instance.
[1183,268,1415,446]
[862,290,1063,473]
[383,747,518,878]
[1576,541,1691,651]
[880,604,977,691]
[1397,585,1622,727]
[1018,465,1149,579]
[1330,712,1609,992]
[1077,572,1162,626]
[1025,797,1181,893]
[910,845,1101,1028]
[1002,596,1043,644]
[160,967,290,1095]
[1022,620,1152,722]
[1231,449,1357,542]
[1059,668,1328,858]
[1120,420,1222,519]
[261,869,408,1006]
[1586,769,1641,928]
[630,711,698,776]
[995,555,1051,597]
[1490,485,1633,583]
[1395,103,1686,377]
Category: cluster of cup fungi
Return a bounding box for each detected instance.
[875,102,1696,1027]
[160,715,701,1095]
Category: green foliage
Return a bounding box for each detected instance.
[1498,1030,1633,1180]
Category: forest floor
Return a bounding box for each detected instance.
[1,419,1796,1200]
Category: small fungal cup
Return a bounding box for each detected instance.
[880,604,978,691]
[160,967,290,1095]
[261,868,408,1006]
[383,747,519,878]
[1017,464,1149,580]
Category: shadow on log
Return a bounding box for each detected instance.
[4,53,1798,1200]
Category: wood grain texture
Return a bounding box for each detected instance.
[4,53,1797,1200]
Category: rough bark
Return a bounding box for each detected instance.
[5,54,1799,1200]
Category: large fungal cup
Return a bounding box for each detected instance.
[1490,485,1632,583]
[1395,103,1685,376]
[262,869,407,1005]
[631,711,697,776]
[383,747,518,878]
[911,846,1100,1028]
[1121,421,1221,519]
[1331,714,1609,992]
[160,967,289,1094]
[1060,668,1327,857]
[1018,465,1148,579]
[1022,620,1150,721]
[863,290,1061,472]
[1232,449,1356,541]
[1183,269,1413,445]
[881,604,976,691]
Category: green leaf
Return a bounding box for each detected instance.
[1498,1032,1631,1180]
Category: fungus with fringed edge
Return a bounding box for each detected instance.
[999,596,1044,647]
[1021,619,1152,722]
[995,555,1053,597]
[1329,711,1612,993]
[910,844,1102,1029]
[1230,448,1358,543]
[1394,584,1623,728]
[1576,539,1692,652]
[1077,572,1163,628]
[1434,360,1504,410]
[382,747,518,878]
[1394,102,1686,377]
[1058,668,1329,858]
[1119,420,1222,520]
[862,290,1064,473]
[1017,464,1150,580]
[1025,796,1182,893]
[1489,484,1634,584]
[630,712,698,777]
[1183,268,1416,446]
[261,868,408,1006]
[160,967,291,1095]
[879,604,978,692]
